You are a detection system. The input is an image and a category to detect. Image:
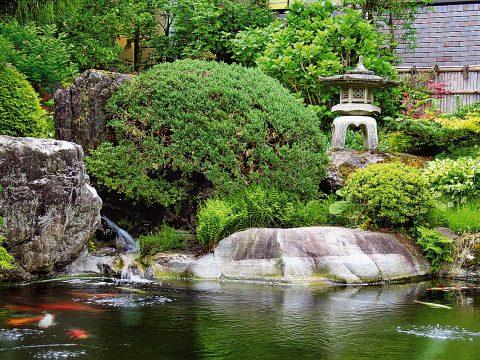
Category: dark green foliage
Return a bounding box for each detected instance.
[165,0,272,62]
[416,226,454,273]
[7,0,83,25]
[86,60,329,207]
[138,225,190,255]
[428,200,480,234]
[57,0,272,72]
[196,186,335,249]
[0,21,78,91]
[346,162,431,228]
[0,66,43,137]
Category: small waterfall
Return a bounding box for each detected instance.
[101,217,148,282]
[119,253,149,283]
[102,216,138,253]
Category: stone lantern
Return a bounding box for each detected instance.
[318,56,397,151]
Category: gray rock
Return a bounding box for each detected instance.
[153,227,430,284]
[0,135,102,278]
[323,150,431,191]
[54,69,133,153]
[62,248,119,276]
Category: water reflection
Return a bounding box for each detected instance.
[0,279,479,359]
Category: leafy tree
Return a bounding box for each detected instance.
[166,0,272,62]
[0,21,78,91]
[231,1,397,122]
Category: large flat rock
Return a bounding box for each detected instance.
[153,227,430,284]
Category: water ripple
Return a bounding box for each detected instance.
[397,325,480,341]
[0,328,44,341]
[33,350,87,359]
[86,295,173,308]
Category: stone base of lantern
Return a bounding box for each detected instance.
[331,116,378,151]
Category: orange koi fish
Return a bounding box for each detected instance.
[5,305,41,312]
[39,302,101,312]
[66,329,90,339]
[6,315,44,326]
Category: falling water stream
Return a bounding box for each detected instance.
[101,217,148,282]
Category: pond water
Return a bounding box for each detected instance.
[0,278,479,359]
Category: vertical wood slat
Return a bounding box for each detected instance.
[398,65,480,114]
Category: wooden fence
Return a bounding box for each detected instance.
[398,65,480,114]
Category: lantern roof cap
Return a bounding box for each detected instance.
[318,56,398,88]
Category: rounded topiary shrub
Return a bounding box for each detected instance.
[86,59,329,207]
[346,162,431,228]
[0,66,42,137]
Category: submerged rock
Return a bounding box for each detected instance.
[153,227,430,284]
[323,150,431,192]
[0,135,102,279]
[54,69,133,153]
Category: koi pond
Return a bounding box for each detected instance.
[0,279,479,359]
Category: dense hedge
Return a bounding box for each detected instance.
[86,60,329,207]
[0,66,43,137]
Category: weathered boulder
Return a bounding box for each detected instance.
[152,227,430,284]
[0,135,102,279]
[54,69,133,153]
[322,150,431,192]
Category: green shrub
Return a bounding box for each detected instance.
[451,100,480,119]
[138,225,190,255]
[382,114,480,156]
[0,66,43,137]
[423,157,480,205]
[346,162,431,228]
[428,200,480,234]
[0,187,14,269]
[416,226,454,273]
[86,60,329,207]
[435,145,480,160]
[0,21,78,91]
[196,186,334,249]
[0,236,14,269]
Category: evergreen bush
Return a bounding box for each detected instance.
[86,60,329,207]
[0,66,43,137]
[346,162,431,228]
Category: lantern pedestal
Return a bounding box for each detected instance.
[331,116,378,151]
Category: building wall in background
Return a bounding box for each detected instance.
[398,1,480,67]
